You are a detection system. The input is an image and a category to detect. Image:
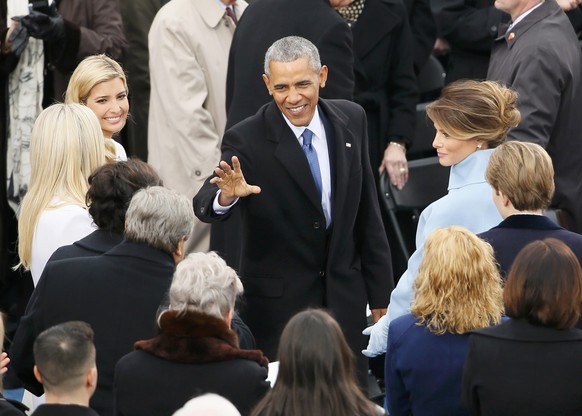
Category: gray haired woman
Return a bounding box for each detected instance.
[113,252,269,416]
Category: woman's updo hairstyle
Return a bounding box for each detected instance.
[427,80,521,148]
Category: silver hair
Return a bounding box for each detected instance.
[124,186,194,254]
[264,36,321,76]
[169,252,243,319]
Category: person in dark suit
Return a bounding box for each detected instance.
[479,141,582,278]
[30,321,99,416]
[386,226,503,416]
[114,252,269,416]
[10,187,195,416]
[463,238,582,416]
[49,159,162,261]
[216,0,357,270]
[194,36,393,383]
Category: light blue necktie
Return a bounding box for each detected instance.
[302,128,322,198]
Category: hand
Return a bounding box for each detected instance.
[1,352,10,375]
[6,20,29,56]
[370,307,387,323]
[210,156,261,206]
[433,37,450,55]
[556,0,581,11]
[379,143,408,190]
[362,314,389,357]
[20,4,65,42]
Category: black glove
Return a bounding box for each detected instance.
[20,3,64,42]
[7,20,29,56]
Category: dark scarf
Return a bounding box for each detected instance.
[135,310,269,368]
[337,0,366,25]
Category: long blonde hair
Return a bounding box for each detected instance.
[65,54,128,161]
[411,226,504,334]
[17,103,105,270]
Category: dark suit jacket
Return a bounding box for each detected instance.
[10,241,176,416]
[479,214,582,277]
[194,99,393,364]
[31,405,99,416]
[225,0,354,129]
[49,230,124,261]
[351,0,417,173]
[463,319,582,416]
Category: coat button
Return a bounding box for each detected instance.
[319,270,326,277]
[491,25,497,32]
[313,222,320,229]
[195,170,201,176]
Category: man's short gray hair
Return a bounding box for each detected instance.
[264,36,322,76]
[124,186,194,254]
[169,252,243,320]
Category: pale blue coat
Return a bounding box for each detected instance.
[363,149,502,356]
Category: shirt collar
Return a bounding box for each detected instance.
[509,0,544,30]
[281,106,325,140]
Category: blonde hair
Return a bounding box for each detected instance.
[486,141,554,211]
[427,80,521,148]
[65,54,128,161]
[17,103,106,270]
[411,226,504,334]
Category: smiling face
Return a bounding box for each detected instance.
[262,57,327,127]
[85,78,129,138]
[432,122,482,166]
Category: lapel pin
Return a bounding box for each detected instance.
[346,143,352,148]
[508,32,515,41]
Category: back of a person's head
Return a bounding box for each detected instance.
[504,238,582,329]
[124,186,194,254]
[411,226,504,334]
[65,54,128,104]
[486,141,554,211]
[18,103,105,270]
[426,79,521,148]
[169,252,243,319]
[33,321,96,396]
[173,394,241,416]
[87,158,162,233]
[252,309,376,416]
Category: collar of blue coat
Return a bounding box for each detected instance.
[448,148,494,191]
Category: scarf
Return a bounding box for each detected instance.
[337,0,366,25]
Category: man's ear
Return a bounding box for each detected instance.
[86,366,97,388]
[262,74,273,96]
[172,236,187,264]
[319,65,328,88]
[499,190,511,207]
[33,365,42,384]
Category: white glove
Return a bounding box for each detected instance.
[361,313,389,357]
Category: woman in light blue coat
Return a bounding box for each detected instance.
[363,80,521,356]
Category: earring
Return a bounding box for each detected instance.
[477,143,482,149]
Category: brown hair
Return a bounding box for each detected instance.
[411,226,504,334]
[486,141,554,211]
[251,309,377,416]
[504,238,582,329]
[427,80,521,148]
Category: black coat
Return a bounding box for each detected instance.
[463,319,582,416]
[31,405,99,416]
[225,0,354,129]
[10,241,176,416]
[114,311,269,416]
[194,99,393,374]
[351,0,418,173]
[49,230,124,261]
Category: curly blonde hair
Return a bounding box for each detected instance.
[411,226,504,334]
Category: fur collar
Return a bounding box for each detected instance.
[135,310,269,368]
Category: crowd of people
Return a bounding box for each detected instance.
[1,0,582,415]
